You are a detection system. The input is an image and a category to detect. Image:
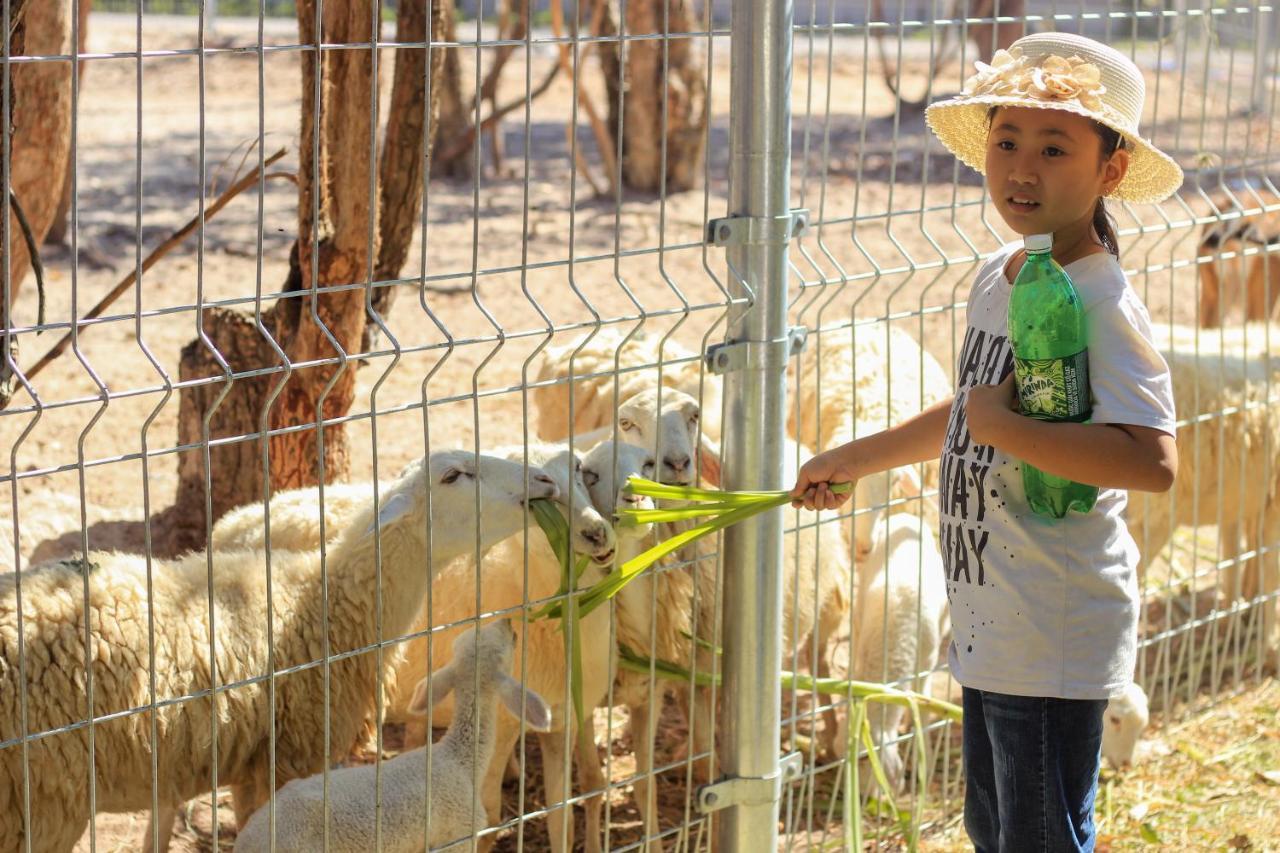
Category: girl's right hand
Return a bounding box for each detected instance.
[790,447,859,511]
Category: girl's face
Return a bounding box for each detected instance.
[984,106,1130,253]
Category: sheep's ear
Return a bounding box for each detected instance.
[408,668,458,716]
[893,466,922,499]
[697,435,722,488]
[497,674,553,732]
[367,491,414,535]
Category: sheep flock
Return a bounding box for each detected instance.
[1,306,1272,850]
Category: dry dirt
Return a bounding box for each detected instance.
[0,10,1268,852]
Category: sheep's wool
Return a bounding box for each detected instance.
[939,242,1175,700]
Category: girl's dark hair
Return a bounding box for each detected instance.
[1091,123,1125,258]
[985,107,1127,258]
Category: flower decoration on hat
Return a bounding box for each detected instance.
[963,47,1107,112]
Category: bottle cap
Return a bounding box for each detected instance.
[1024,233,1053,254]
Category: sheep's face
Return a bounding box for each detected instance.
[543,449,617,564]
[1101,685,1149,769]
[377,451,559,557]
[582,441,657,543]
[617,388,702,485]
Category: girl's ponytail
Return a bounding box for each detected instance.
[1092,122,1126,258]
[1092,198,1120,259]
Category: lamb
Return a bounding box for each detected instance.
[380,442,617,853]
[1101,681,1149,770]
[788,322,952,557]
[1125,323,1280,664]
[0,450,558,853]
[842,513,950,792]
[532,328,724,444]
[233,619,553,852]
[1198,205,1280,328]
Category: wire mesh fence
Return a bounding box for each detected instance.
[0,1,1274,851]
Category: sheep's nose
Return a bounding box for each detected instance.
[665,454,691,475]
[582,526,608,548]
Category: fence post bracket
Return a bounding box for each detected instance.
[705,208,809,247]
[704,325,807,375]
[696,751,805,814]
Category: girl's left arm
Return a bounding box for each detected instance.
[967,374,1178,493]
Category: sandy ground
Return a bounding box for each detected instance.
[0,9,1269,851]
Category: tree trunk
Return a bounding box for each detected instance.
[363,0,451,357]
[969,0,1025,64]
[45,0,89,248]
[3,0,72,301]
[170,0,381,551]
[429,6,473,180]
[597,0,706,193]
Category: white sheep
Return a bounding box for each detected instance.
[381,442,617,853]
[0,450,558,853]
[232,618,553,852]
[1101,681,1149,770]
[532,328,723,444]
[788,322,952,557]
[211,482,375,552]
[1125,323,1280,664]
[842,513,950,792]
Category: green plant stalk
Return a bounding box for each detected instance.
[528,498,587,728]
[615,649,961,722]
[539,480,853,620]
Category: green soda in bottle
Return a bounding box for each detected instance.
[1007,233,1098,519]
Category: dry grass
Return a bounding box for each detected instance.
[914,678,1280,852]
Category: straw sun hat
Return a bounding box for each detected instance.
[924,31,1183,204]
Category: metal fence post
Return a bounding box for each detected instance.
[709,0,797,844]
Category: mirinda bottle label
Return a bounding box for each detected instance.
[1013,348,1091,422]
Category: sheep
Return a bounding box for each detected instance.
[841,513,950,792]
[207,442,620,852]
[532,328,723,444]
[232,619,553,852]
[1125,323,1280,665]
[211,482,375,553]
[788,322,952,557]
[1198,207,1280,328]
[1101,681,1149,770]
[380,442,617,853]
[0,450,558,853]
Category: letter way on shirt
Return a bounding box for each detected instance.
[939,325,1013,590]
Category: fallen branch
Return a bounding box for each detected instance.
[20,147,289,388]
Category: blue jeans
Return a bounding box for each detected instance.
[962,687,1107,853]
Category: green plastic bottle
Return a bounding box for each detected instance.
[1007,233,1098,519]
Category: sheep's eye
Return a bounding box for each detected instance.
[575,459,583,473]
[441,468,462,484]
[620,418,636,433]
[1108,715,1121,726]
[642,460,656,476]
[583,470,599,487]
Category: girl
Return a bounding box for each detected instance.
[792,32,1181,852]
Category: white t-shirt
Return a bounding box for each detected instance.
[940,242,1176,700]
